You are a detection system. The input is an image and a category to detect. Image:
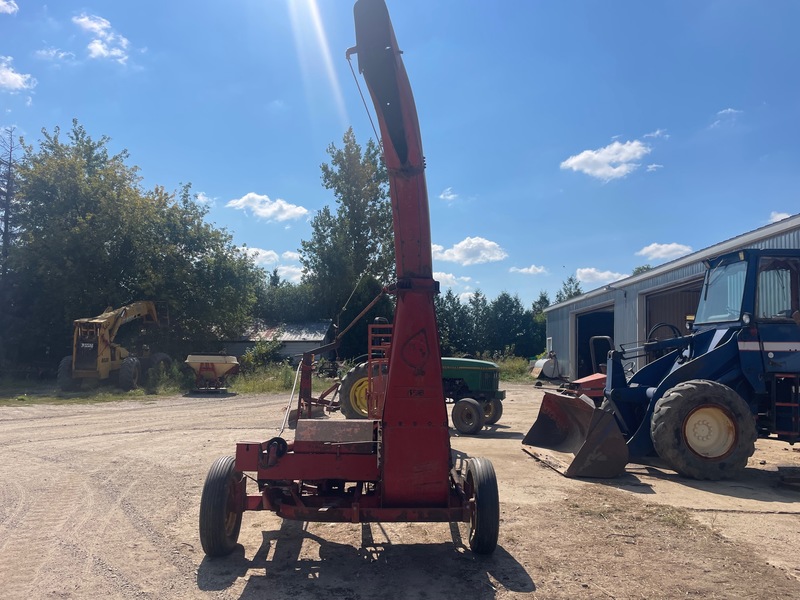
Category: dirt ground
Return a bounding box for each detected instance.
[1,382,799,600]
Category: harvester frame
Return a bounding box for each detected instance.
[199,0,499,559]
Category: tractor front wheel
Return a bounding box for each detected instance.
[119,357,141,390]
[452,398,485,435]
[463,457,499,554]
[199,456,244,557]
[483,398,504,425]
[650,379,756,480]
[339,363,370,419]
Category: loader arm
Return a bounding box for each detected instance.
[350,0,449,506]
[101,301,159,343]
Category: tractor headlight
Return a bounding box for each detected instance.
[742,313,751,325]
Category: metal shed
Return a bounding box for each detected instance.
[224,321,334,364]
[544,214,800,381]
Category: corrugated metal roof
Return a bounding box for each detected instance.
[244,321,333,343]
[546,212,800,312]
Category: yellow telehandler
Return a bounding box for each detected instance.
[57,301,170,391]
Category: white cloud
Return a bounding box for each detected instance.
[646,164,663,172]
[458,291,475,303]
[635,242,692,261]
[643,128,669,139]
[432,237,508,266]
[509,264,547,275]
[709,107,743,129]
[0,56,36,92]
[244,247,279,266]
[282,250,300,261]
[34,47,76,62]
[72,14,131,65]
[439,187,458,202]
[226,192,308,222]
[195,191,214,205]
[560,140,651,181]
[577,267,627,285]
[434,271,471,287]
[244,248,303,282]
[0,1,19,15]
[769,211,791,224]
[277,264,303,283]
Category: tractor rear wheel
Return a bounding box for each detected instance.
[57,356,81,391]
[650,379,756,480]
[119,357,141,390]
[483,398,503,425]
[452,398,485,435]
[339,363,370,419]
[463,457,499,554]
[199,455,244,557]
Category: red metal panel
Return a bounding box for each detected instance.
[294,419,377,454]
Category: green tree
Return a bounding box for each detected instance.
[485,292,534,357]
[300,127,393,316]
[298,127,394,357]
[467,290,490,355]
[630,264,653,276]
[8,120,266,364]
[555,275,583,303]
[530,290,550,357]
[435,289,472,355]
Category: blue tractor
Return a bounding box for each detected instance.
[524,248,800,480]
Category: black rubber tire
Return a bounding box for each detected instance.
[339,363,370,419]
[147,352,172,374]
[119,356,141,390]
[483,398,504,425]
[199,455,244,557]
[650,379,757,480]
[464,457,499,555]
[452,398,485,435]
[57,356,81,391]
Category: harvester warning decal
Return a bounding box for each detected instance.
[401,329,430,374]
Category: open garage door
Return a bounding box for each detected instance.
[644,280,703,362]
[575,308,614,379]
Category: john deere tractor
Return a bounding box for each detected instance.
[339,356,506,435]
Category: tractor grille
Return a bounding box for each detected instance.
[480,369,499,391]
[75,339,98,370]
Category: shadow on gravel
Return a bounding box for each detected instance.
[183,391,239,399]
[196,519,535,599]
[585,461,800,504]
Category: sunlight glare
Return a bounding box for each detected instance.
[288,0,348,129]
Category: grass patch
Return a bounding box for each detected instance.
[229,362,335,394]
[495,356,534,382]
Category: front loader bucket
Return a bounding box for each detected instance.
[522,392,629,478]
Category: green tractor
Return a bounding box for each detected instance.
[339,356,506,435]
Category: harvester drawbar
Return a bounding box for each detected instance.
[198,0,499,558]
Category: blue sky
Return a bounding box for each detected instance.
[2,0,799,306]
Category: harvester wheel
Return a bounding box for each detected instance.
[339,363,370,419]
[199,455,244,557]
[119,357,141,390]
[452,398,485,435]
[57,356,81,391]
[464,457,499,554]
[483,398,504,425]
[651,379,756,480]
